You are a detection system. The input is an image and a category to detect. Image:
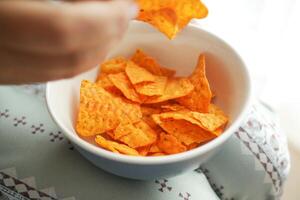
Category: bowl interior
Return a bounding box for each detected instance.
[46,21,250,161]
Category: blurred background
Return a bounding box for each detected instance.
[194,0,300,199]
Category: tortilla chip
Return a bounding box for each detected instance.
[150,152,166,156]
[208,104,227,116]
[145,77,194,103]
[96,73,121,95]
[94,135,119,153]
[131,49,175,77]
[100,57,127,74]
[76,80,142,137]
[157,132,187,154]
[149,143,161,153]
[153,111,227,134]
[135,120,158,142]
[95,135,139,156]
[141,105,162,116]
[138,8,178,39]
[136,145,151,156]
[161,103,187,112]
[152,115,215,145]
[125,60,156,85]
[114,121,157,148]
[177,54,212,112]
[108,72,142,103]
[135,76,167,96]
[187,142,199,150]
[190,112,228,133]
[136,0,208,39]
[213,127,224,136]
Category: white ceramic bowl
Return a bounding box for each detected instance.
[46,21,251,180]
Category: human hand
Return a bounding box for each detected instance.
[0,0,138,84]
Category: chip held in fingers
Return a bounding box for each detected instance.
[136,0,208,39]
[76,50,229,156]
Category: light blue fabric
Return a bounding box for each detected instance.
[0,85,290,200]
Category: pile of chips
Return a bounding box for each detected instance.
[136,0,208,39]
[76,49,229,156]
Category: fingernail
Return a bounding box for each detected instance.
[127,3,139,19]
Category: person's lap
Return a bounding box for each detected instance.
[0,85,290,200]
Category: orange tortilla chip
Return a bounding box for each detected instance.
[136,0,208,39]
[153,111,227,134]
[138,8,178,39]
[157,132,187,154]
[135,76,167,96]
[100,57,127,74]
[114,121,157,148]
[152,115,215,145]
[190,112,228,133]
[149,143,161,153]
[209,104,227,116]
[136,145,151,156]
[161,104,187,112]
[213,127,224,136]
[125,60,156,84]
[96,73,121,95]
[95,135,139,156]
[150,152,166,156]
[141,105,162,116]
[145,77,194,103]
[76,80,142,137]
[141,105,163,130]
[187,142,199,150]
[143,115,162,131]
[177,54,212,112]
[108,72,142,103]
[131,49,175,77]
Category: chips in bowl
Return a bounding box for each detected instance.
[76,50,229,156]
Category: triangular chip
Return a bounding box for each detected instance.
[152,111,228,134]
[138,8,178,39]
[136,145,151,156]
[141,105,162,116]
[157,132,187,154]
[108,72,142,103]
[135,76,167,96]
[187,142,199,150]
[152,115,215,145]
[177,54,212,112]
[190,112,228,133]
[131,49,175,77]
[95,135,139,156]
[136,0,208,39]
[100,57,127,74]
[125,60,156,84]
[144,77,194,103]
[150,152,166,156]
[161,103,187,112]
[114,121,157,148]
[76,80,142,136]
[208,104,227,116]
[96,73,121,95]
[149,143,161,154]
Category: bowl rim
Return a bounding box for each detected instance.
[46,21,252,165]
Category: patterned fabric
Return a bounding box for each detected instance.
[201,102,290,200]
[0,85,290,200]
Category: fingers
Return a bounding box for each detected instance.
[0,0,138,54]
[0,45,108,84]
[0,0,138,84]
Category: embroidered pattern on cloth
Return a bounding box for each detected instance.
[235,103,290,196]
